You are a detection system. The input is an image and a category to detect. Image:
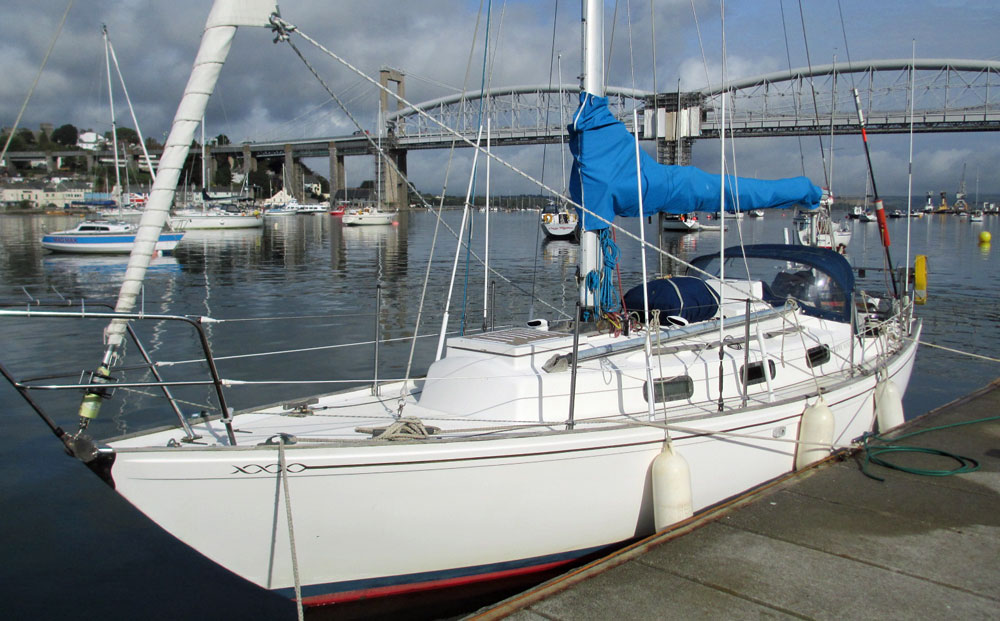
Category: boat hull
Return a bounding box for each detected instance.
[40,233,184,254]
[107,327,918,605]
[541,221,578,240]
[343,213,394,225]
[169,214,264,230]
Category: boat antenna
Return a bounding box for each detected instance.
[852,87,899,298]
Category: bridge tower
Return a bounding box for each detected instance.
[646,92,704,166]
[380,67,408,208]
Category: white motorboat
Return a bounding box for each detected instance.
[662,213,701,231]
[5,0,918,612]
[295,203,328,214]
[40,220,183,254]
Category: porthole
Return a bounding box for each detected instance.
[643,376,695,403]
[740,360,776,386]
[806,345,831,368]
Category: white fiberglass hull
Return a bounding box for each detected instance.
[169,213,264,230]
[40,233,184,254]
[541,220,578,239]
[105,318,919,605]
[342,212,394,226]
[662,217,700,231]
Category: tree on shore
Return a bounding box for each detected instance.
[52,124,79,146]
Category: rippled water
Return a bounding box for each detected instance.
[1,208,997,618]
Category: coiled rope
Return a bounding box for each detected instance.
[584,229,621,319]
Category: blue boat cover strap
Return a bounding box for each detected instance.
[568,92,822,231]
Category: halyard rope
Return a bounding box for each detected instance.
[277,436,304,621]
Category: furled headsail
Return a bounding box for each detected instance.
[568,92,822,231]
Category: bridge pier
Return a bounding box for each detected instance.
[328,142,344,202]
[284,144,304,201]
[656,138,693,166]
[383,148,407,208]
[242,143,257,175]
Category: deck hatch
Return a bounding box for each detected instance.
[447,327,573,356]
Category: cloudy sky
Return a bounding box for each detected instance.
[3,0,999,198]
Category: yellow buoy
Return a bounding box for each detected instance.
[980,231,992,243]
[651,443,693,530]
[875,379,905,432]
[913,255,928,305]
[795,397,834,470]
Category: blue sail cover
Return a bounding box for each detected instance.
[568,92,823,231]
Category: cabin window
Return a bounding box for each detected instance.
[643,376,694,403]
[806,345,831,368]
[740,360,777,386]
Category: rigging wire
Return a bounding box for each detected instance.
[529,0,563,320]
[0,0,75,165]
[777,0,807,177]
[270,17,743,305]
[796,0,830,189]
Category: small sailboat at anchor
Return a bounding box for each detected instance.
[3,0,919,611]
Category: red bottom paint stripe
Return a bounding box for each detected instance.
[297,556,585,607]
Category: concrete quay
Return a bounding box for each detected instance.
[471,379,1000,620]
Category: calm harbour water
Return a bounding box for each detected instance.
[1,206,997,619]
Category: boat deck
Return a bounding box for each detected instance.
[470,378,1000,620]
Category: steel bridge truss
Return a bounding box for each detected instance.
[384,59,1000,148]
[387,85,648,149]
[699,59,1000,137]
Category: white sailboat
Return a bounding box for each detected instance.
[5,0,918,612]
[169,120,263,230]
[343,102,396,226]
[540,200,579,239]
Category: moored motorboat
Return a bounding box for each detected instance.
[40,220,184,254]
[662,213,701,231]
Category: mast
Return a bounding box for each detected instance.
[201,115,208,202]
[103,25,122,209]
[579,0,603,311]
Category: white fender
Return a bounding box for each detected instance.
[651,442,693,530]
[875,379,905,432]
[795,397,834,470]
